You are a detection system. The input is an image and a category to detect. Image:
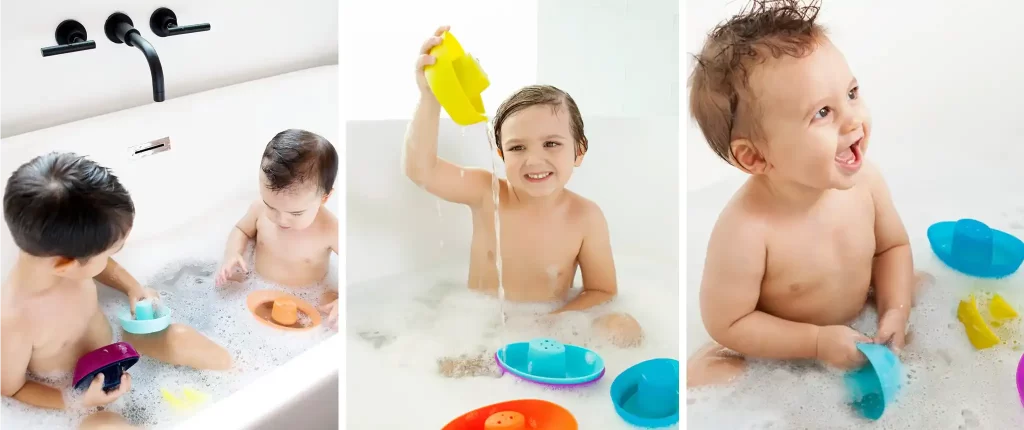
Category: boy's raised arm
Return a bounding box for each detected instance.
[404,26,492,208]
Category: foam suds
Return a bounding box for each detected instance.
[2,212,337,429]
[686,178,1024,429]
[346,258,679,428]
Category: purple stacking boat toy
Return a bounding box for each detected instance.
[73,342,140,391]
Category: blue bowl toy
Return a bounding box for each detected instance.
[927,218,1024,279]
[609,358,680,428]
[844,343,902,420]
[118,299,171,334]
[494,338,605,386]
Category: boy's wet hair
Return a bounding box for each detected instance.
[3,152,135,260]
[492,85,588,159]
[689,0,824,163]
[260,129,338,194]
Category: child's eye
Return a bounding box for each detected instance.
[814,107,832,120]
[506,145,524,151]
[544,141,560,147]
[848,86,859,100]
[290,212,304,216]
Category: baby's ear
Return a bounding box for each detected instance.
[51,256,79,275]
[321,188,334,203]
[573,141,587,167]
[730,138,766,174]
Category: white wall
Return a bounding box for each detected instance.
[0,0,338,137]
[538,0,679,119]
[342,0,538,121]
[685,0,1024,192]
[345,1,679,286]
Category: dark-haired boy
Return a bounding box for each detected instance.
[0,152,230,412]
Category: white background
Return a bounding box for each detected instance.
[0,0,338,137]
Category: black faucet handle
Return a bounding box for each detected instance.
[150,7,210,37]
[41,19,96,57]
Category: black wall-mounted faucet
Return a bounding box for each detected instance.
[104,12,165,102]
[41,20,96,57]
[149,8,211,37]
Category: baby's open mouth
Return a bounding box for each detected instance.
[835,139,862,170]
[524,172,553,182]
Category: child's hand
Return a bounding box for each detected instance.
[319,299,338,331]
[415,25,451,99]
[127,286,160,318]
[875,309,909,354]
[81,373,131,408]
[815,325,872,370]
[215,254,248,286]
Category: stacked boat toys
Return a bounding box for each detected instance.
[73,342,140,392]
[443,399,577,430]
[119,299,171,335]
[424,30,489,126]
[927,218,1024,279]
[246,290,322,331]
[609,358,680,428]
[494,338,605,387]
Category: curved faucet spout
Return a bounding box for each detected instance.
[124,31,165,102]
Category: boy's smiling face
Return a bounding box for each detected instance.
[740,39,871,191]
[498,104,584,198]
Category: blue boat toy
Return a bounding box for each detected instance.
[610,358,679,427]
[494,338,605,386]
[118,299,171,334]
[928,218,1024,279]
[844,343,902,420]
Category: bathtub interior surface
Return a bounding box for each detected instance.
[686,153,1024,428]
[0,66,339,429]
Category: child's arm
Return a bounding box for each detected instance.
[94,258,144,298]
[326,209,339,254]
[700,212,820,360]
[404,27,492,207]
[223,200,261,258]
[2,317,64,409]
[864,162,914,343]
[555,203,616,313]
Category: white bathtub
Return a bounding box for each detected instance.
[0,65,340,429]
[345,116,680,428]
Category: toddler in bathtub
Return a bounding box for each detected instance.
[405,26,643,373]
[214,129,340,329]
[686,0,929,386]
[0,152,231,427]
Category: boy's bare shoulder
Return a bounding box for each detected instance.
[564,190,606,223]
[712,180,770,242]
[0,284,26,332]
[315,206,338,231]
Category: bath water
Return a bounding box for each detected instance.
[346,258,680,428]
[485,121,507,328]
